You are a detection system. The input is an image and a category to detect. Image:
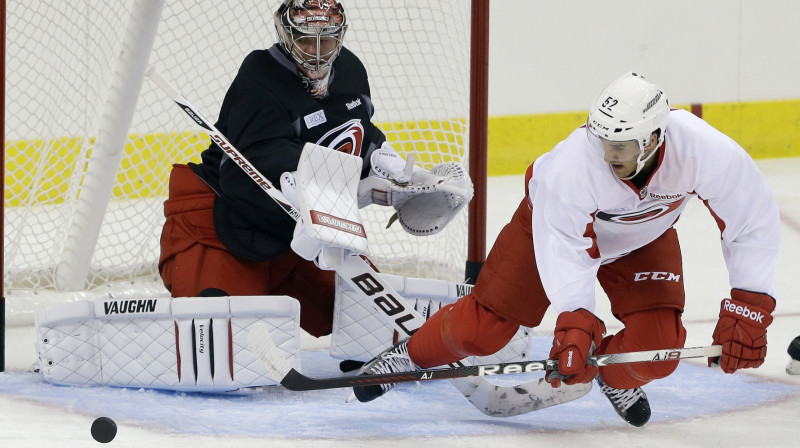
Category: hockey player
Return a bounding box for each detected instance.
[158,0,470,338]
[352,72,781,427]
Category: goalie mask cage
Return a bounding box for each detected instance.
[1,0,489,365]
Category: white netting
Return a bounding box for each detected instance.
[4,0,473,323]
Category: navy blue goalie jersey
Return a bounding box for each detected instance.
[189,45,387,261]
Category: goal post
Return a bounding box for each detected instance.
[2,0,489,345]
[467,0,489,285]
[56,0,164,292]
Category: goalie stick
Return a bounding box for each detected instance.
[249,323,722,391]
[146,67,586,416]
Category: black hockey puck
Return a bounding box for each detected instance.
[91,417,117,443]
[788,336,800,360]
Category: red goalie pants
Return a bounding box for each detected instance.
[158,164,336,337]
[408,198,687,389]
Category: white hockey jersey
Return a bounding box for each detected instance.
[527,109,781,313]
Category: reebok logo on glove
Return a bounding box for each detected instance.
[722,299,766,323]
[712,291,775,373]
[566,350,574,367]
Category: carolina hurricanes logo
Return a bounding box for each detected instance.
[597,198,685,224]
[316,119,364,156]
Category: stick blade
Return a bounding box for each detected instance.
[452,377,592,417]
[247,323,293,382]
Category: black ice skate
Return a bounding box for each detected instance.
[787,335,800,375]
[351,339,418,402]
[339,359,366,373]
[596,375,651,427]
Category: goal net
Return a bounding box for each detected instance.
[3,0,483,324]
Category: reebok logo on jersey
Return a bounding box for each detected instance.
[649,192,683,200]
[304,110,327,129]
[346,98,362,110]
[722,299,765,323]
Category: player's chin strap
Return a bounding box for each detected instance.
[147,66,578,417]
[620,139,661,180]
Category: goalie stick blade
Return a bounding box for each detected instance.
[450,377,591,418]
[247,324,293,381]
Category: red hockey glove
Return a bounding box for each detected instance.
[710,289,776,374]
[546,309,606,388]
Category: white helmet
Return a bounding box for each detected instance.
[587,72,670,178]
[274,0,347,90]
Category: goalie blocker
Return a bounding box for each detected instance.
[281,143,369,270]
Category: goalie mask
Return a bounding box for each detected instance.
[275,0,348,97]
[586,72,669,179]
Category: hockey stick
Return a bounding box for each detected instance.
[146,67,584,416]
[249,323,722,391]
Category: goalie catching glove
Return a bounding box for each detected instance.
[358,144,473,236]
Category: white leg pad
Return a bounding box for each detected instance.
[35,296,301,392]
[331,274,532,364]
